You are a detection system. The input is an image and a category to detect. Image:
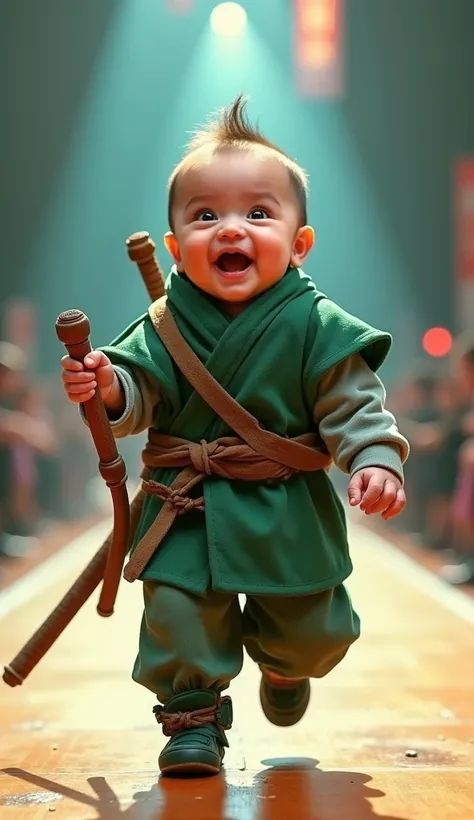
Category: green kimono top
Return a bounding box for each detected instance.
[98,266,407,596]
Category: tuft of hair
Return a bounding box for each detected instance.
[187,93,277,152]
[168,94,308,228]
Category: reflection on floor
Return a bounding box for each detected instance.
[0,518,473,818]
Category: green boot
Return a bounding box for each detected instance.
[259,672,310,727]
[153,690,232,777]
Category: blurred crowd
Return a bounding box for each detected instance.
[0,339,102,570]
[1,328,473,589]
[387,335,474,586]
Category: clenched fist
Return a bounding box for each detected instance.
[348,467,406,520]
[60,350,123,412]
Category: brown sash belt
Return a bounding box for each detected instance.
[122,299,331,582]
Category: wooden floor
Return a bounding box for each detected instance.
[0,515,103,593]
[0,518,473,819]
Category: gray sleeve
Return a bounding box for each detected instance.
[313,353,410,483]
[79,364,161,439]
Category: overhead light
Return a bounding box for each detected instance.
[210,2,247,37]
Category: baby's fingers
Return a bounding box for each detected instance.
[65,380,97,395]
[83,350,109,370]
[67,390,95,404]
[61,355,84,372]
[382,489,406,520]
[61,368,96,386]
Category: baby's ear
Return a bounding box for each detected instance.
[164,232,182,266]
[290,225,315,267]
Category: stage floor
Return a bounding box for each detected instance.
[1,518,473,819]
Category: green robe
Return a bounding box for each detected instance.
[101,267,391,596]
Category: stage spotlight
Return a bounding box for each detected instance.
[210,2,247,37]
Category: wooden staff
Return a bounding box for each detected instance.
[126,231,165,301]
[2,231,164,688]
[55,310,130,618]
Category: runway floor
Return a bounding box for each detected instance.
[0,517,473,819]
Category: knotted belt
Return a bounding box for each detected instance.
[123,429,329,581]
[121,298,332,583]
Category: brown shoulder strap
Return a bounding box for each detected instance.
[148,299,330,473]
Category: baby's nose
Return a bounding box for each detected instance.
[218,221,246,238]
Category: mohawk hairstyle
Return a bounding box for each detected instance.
[167,94,308,229]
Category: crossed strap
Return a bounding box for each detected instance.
[121,298,332,583]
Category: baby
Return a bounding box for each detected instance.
[61,96,409,777]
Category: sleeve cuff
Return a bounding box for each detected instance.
[349,443,404,484]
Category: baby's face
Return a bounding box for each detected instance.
[166,150,313,312]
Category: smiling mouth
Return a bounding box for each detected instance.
[215,252,253,274]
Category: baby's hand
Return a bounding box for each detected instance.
[61,350,115,404]
[348,467,406,520]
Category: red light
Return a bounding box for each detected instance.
[295,0,344,96]
[422,327,453,357]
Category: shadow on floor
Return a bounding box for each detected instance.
[2,758,409,819]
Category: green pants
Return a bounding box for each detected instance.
[132,582,360,704]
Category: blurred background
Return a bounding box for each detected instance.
[1,0,473,589]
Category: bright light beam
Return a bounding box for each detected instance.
[210,2,247,37]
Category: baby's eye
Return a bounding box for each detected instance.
[196,210,217,222]
[248,208,270,220]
